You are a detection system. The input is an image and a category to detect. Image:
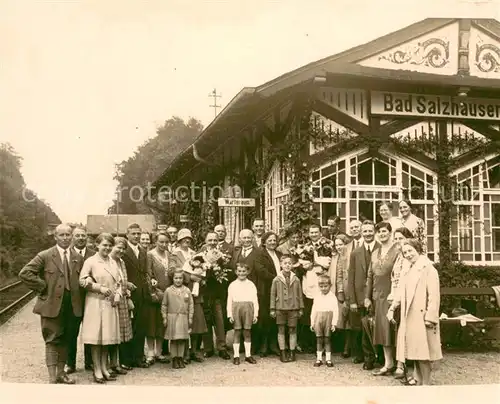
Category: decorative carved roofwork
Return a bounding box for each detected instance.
[357,22,459,75]
[470,25,500,78]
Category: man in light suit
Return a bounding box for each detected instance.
[345,220,380,369]
[19,223,84,384]
[121,223,150,368]
[65,226,95,373]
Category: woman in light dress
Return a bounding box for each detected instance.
[379,201,403,232]
[387,239,442,386]
[80,233,122,384]
[399,199,427,253]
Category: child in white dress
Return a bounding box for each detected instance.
[310,275,339,367]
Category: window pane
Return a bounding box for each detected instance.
[459,206,473,251]
[358,160,373,185]
[488,165,500,188]
[321,164,336,178]
[410,177,425,199]
[338,170,345,186]
[322,175,337,198]
[374,160,390,185]
[359,200,375,222]
[492,204,500,227]
[321,203,337,226]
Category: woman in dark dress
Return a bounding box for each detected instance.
[145,233,178,365]
[256,231,282,356]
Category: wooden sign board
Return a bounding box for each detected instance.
[217,198,256,207]
[179,215,189,223]
[156,224,168,230]
[371,91,500,121]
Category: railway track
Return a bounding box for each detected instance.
[0,280,34,325]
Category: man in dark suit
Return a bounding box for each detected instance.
[345,220,380,369]
[230,229,265,354]
[251,218,265,248]
[214,224,234,256]
[65,226,95,373]
[19,223,84,384]
[198,231,231,360]
[121,223,150,368]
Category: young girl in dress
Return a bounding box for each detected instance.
[161,270,194,369]
[310,275,339,367]
[227,263,258,365]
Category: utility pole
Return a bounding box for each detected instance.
[209,88,221,118]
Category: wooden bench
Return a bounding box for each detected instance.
[441,287,495,296]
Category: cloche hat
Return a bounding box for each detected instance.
[177,228,193,242]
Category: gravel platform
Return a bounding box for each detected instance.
[1,299,499,386]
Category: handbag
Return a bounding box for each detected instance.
[150,287,164,304]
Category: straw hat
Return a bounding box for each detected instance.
[177,228,193,242]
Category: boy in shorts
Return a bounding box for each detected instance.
[270,255,304,362]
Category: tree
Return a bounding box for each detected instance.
[109,116,203,218]
[0,143,61,282]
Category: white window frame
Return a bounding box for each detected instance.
[264,161,290,233]
[450,153,500,265]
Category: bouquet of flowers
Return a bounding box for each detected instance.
[316,237,335,257]
[204,248,232,284]
[290,244,315,269]
[183,254,209,297]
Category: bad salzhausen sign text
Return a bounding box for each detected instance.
[371,91,500,121]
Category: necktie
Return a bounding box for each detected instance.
[243,248,251,258]
[63,250,71,291]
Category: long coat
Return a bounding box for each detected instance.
[19,245,84,318]
[255,248,282,322]
[393,255,442,362]
[79,254,121,345]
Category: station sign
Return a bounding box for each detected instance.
[217,198,256,207]
[371,91,500,121]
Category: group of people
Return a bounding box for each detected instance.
[19,199,442,385]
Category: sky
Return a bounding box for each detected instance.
[1,0,499,224]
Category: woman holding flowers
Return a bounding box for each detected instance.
[79,233,122,384]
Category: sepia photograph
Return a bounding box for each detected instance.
[1,0,499,399]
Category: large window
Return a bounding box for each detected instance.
[451,155,500,264]
[311,149,437,257]
[264,161,290,233]
[311,159,347,229]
